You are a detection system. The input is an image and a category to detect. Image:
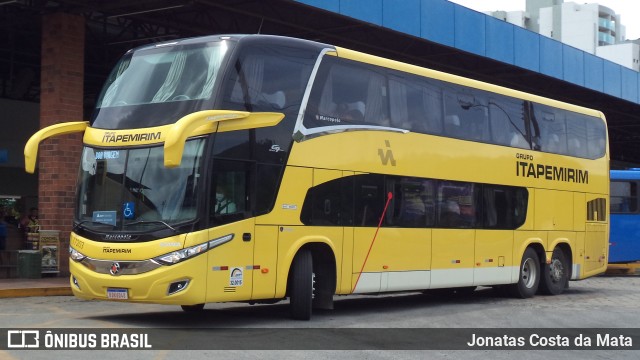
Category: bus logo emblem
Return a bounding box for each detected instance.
[269,144,284,153]
[378,140,396,166]
[110,262,121,276]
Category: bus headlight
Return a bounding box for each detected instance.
[69,246,86,261]
[154,242,209,265]
[153,234,234,266]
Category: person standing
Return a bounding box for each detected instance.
[19,207,39,249]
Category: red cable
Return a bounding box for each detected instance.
[352,191,393,293]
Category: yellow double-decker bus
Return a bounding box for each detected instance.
[25,35,609,320]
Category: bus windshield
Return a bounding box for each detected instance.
[75,138,206,234]
[92,39,231,129]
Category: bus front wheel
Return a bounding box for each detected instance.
[289,249,314,320]
[509,247,540,298]
[539,247,569,295]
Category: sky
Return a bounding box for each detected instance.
[448,0,640,40]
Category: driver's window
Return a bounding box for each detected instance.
[210,160,250,224]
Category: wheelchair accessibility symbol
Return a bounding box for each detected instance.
[123,202,135,219]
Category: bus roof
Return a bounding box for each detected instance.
[611,169,640,180]
[125,34,332,55]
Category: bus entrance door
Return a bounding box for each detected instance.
[205,218,255,302]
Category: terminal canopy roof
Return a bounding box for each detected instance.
[2,0,639,164]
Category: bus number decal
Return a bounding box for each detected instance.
[72,238,84,250]
[230,267,243,287]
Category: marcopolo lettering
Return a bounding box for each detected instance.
[516,160,588,184]
[102,131,161,143]
[104,234,133,240]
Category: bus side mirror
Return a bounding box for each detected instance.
[24,121,88,174]
[164,110,284,168]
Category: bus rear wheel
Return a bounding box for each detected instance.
[289,249,314,320]
[539,247,569,295]
[509,247,540,298]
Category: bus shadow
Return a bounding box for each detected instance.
[83,286,554,327]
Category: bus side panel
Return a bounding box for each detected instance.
[534,189,574,232]
[583,223,607,277]
[573,231,585,279]
[474,230,513,286]
[339,171,355,295]
[252,225,279,300]
[380,228,431,292]
[256,165,312,226]
[351,227,431,293]
[340,226,354,294]
[430,229,474,289]
[573,192,586,232]
[581,192,608,277]
[352,228,382,293]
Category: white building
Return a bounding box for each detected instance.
[485,0,637,71]
[596,42,640,72]
[537,2,624,53]
[484,10,530,28]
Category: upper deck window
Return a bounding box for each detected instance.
[92,40,231,129]
[304,57,390,129]
[98,42,227,108]
[300,56,606,160]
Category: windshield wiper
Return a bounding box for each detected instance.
[73,220,117,232]
[123,220,177,233]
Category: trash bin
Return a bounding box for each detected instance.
[17,250,41,279]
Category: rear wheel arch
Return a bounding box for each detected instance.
[286,242,337,297]
[539,243,571,295]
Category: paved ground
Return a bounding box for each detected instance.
[1,275,639,359]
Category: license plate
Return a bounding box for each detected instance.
[107,288,128,300]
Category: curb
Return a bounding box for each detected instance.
[0,287,73,298]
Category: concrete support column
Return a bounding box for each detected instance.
[39,13,85,276]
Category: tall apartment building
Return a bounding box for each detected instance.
[538,2,624,53]
[485,0,636,70]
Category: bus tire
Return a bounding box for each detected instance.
[509,247,540,298]
[289,249,314,320]
[539,247,569,295]
[181,304,204,312]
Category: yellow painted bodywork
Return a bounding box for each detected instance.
[65,44,609,306]
[25,110,283,172]
[163,110,284,167]
[24,121,88,173]
[284,129,608,283]
[69,231,207,304]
